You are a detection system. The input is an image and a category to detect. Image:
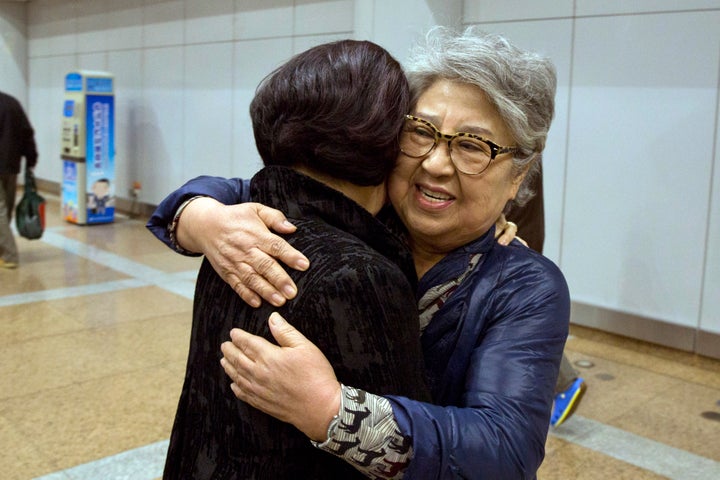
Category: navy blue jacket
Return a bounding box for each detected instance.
[147,175,570,479]
[389,228,568,479]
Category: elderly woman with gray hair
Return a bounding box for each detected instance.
[148,27,569,479]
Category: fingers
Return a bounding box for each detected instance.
[255,205,310,272]
[267,312,306,348]
[496,220,518,246]
[221,328,282,409]
[255,204,297,234]
[220,343,251,388]
[210,246,295,307]
[225,326,275,362]
[224,258,292,307]
[221,356,258,405]
[229,382,247,402]
[241,246,300,302]
[494,213,508,240]
[220,328,270,389]
[233,283,263,309]
[218,203,310,307]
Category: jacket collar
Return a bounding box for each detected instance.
[416,226,496,300]
[250,166,417,285]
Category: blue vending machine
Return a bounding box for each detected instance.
[61,70,115,225]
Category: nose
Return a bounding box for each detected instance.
[421,140,456,177]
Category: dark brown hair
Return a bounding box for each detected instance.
[250,40,410,186]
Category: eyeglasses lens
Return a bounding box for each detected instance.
[400,118,492,174]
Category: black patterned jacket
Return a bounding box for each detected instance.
[162,166,429,479]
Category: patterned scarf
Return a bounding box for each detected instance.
[417,253,483,332]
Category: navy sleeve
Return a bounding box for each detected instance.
[387,252,570,479]
[146,176,251,250]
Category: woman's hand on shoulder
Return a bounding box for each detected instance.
[178,198,310,307]
[494,214,527,247]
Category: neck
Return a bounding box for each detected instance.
[410,242,446,280]
[294,166,387,215]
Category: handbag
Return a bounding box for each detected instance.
[15,167,46,240]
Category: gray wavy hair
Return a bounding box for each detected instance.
[404,26,557,207]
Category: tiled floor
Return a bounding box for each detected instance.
[1,196,719,480]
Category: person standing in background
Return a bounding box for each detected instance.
[0,91,38,269]
[506,161,587,427]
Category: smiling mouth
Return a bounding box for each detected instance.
[418,185,453,203]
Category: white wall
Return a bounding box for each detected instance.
[2,0,719,345]
[0,2,28,106]
[21,0,357,205]
[465,0,720,341]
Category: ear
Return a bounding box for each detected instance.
[508,163,531,200]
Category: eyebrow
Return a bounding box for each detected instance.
[414,112,495,138]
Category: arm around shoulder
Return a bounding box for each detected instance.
[146,175,249,249]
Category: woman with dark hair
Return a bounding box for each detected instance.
[160,39,429,479]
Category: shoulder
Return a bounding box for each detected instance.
[451,243,571,346]
[0,93,21,111]
[464,242,570,324]
[289,219,413,290]
[291,218,400,264]
[492,241,568,293]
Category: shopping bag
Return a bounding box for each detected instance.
[15,168,46,240]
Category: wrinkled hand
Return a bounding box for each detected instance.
[178,198,310,307]
[220,312,341,442]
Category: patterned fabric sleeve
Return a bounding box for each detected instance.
[313,385,412,479]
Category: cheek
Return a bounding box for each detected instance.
[462,174,516,218]
[388,161,413,204]
[387,173,402,205]
[491,167,523,202]
[465,189,497,218]
[502,173,524,205]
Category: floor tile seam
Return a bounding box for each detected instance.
[0,314,189,352]
[0,278,149,308]
[31,439,169,480]
[0,410,65,476]
[0,361,177,405]
[25,224,195,295]
[32,471,72,480]
[39,410,720,480]
[37,230,198,300]
[606,386,720,435]
[41,223,197,280]
[23,221,192,298]
[39,230,170,280]
[550,415,720,478]
[167,270,199,280]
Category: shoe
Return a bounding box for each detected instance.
[551,377,586,427]
[0,259,18,269]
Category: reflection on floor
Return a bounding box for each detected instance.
[2,196,719,480]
